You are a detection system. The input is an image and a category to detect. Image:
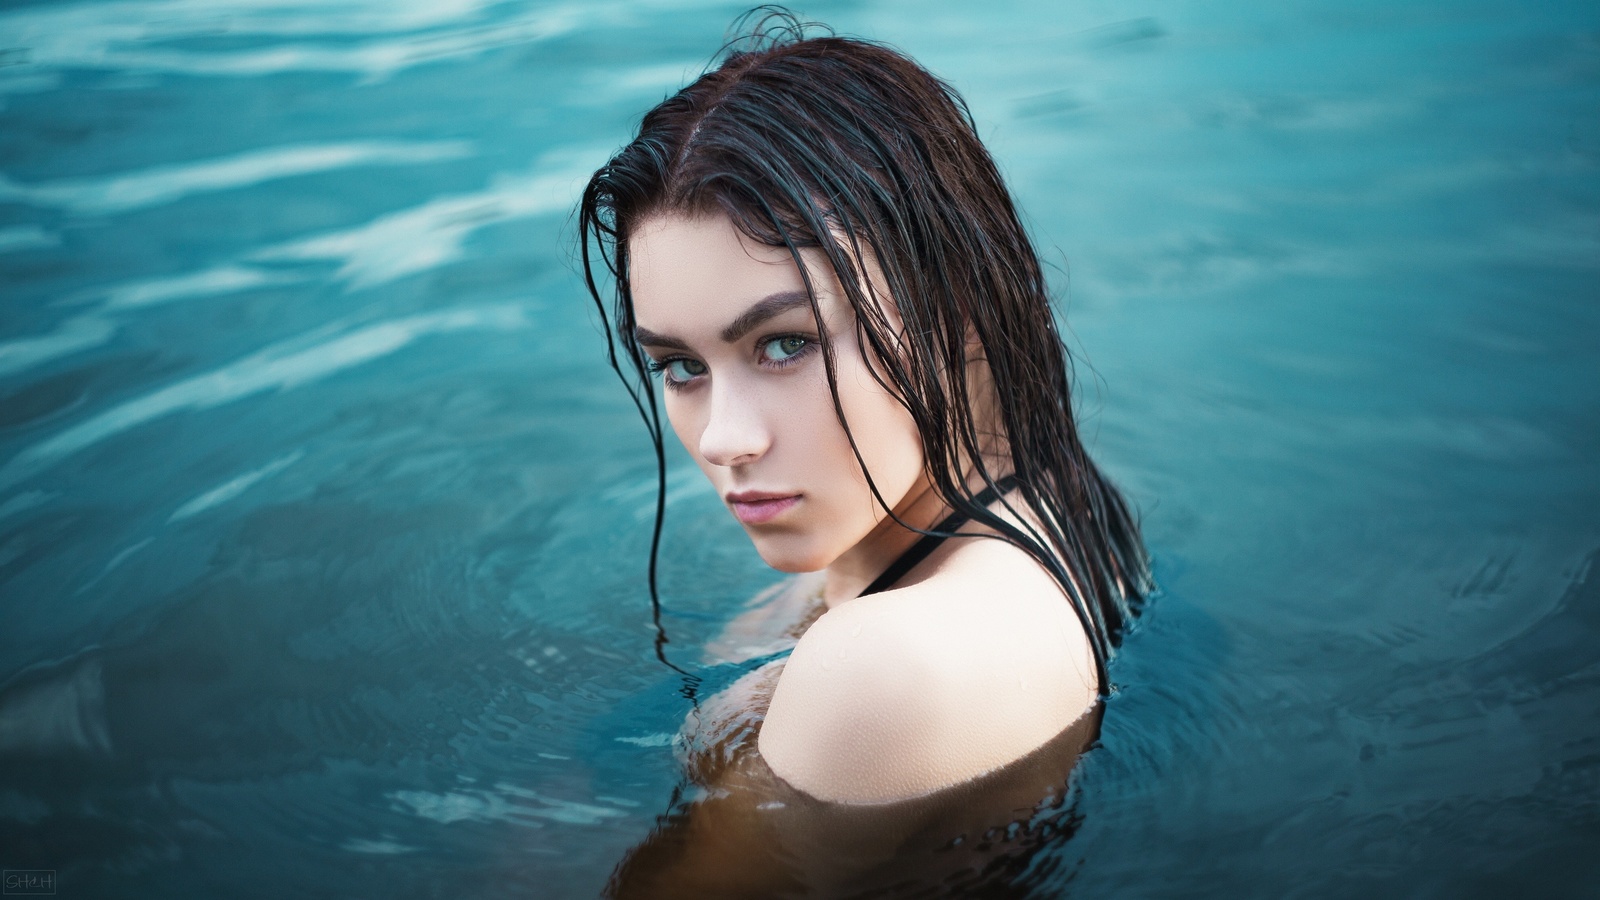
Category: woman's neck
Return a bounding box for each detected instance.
[821,472,947,608]
[819,460,1015,609]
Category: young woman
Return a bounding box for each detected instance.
[579,11,1149,892]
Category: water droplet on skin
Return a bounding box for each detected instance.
[1019,675,1028,691]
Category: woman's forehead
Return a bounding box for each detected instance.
[630,213,798,287]
[629,212,895,337]
[631,214,831,330]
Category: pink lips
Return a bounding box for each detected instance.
[725,491,800,525]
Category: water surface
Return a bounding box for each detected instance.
[1,0,1597,896]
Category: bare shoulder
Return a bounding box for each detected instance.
[757,537,1098,804]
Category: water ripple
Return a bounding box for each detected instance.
[0,0,592,83]
[391,782,628,827]
[0,317,116,380]
[0,225,57,253]
[168,450,304,523]
[253,155,598,288]
[83,264,298,311]
[0,140,472,215]
[0,0,497,46]
[0,304,528,489]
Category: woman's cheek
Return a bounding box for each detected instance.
[837,368,923,507]
[664,397,712,475]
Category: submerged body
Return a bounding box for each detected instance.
[602,563,1103,899]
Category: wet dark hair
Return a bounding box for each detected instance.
[579,10,1150,689]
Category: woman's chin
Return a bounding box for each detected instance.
[746,534,833,574]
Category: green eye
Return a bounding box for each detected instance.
[762,336,808,362]
[666,358,707,381]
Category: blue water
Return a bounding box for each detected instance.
[2,0,1597,896]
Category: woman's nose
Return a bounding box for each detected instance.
[698,383,772,468]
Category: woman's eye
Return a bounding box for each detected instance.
[761,336,808,363]
[665,358,707,381]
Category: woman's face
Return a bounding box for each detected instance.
[628,213,928,576]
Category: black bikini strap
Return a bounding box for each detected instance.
[857,475,1021,598]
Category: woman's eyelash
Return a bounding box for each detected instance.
[645,355,710,389]
[759,333,816,366]
[644,356,678,382]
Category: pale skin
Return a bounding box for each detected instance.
[628,213,1099,805]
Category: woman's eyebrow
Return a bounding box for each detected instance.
[719,290,811,343]
[633,327,688,351]
[633,290,813,350]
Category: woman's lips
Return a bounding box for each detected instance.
[726,492,800,525]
